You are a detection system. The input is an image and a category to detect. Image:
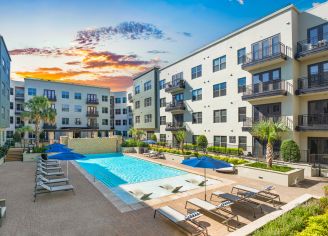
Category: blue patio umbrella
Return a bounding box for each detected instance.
[49,152,85,177]
[143,140,157,144]
[182,156,232,200]
[45,143,66,149]
[45,146,72,153]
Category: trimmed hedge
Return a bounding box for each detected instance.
[121,139,149,147]
[207,146,244,155]
[246,162,293,172]
[281,139,301,162]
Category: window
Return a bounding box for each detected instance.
[172,72,183,86]
[122,97,126,103]
[115,98,121,103]
[214,136,227,147]
[44,89,56,99]
[160,98,166,107]
[115,120,121,126]
[10,102,13,110]
[213,82,226,97]
[307,23,328,44]
[74,105,82,112]
[75,118,81,125]
[192,88,202,101]
[62,118,69,125]
[135,85,140,94]
[135,101,140,109]
[115,109,121,115]
[62,91,69,99]
[192,112,202,124]
[239,136,247,150]
[62,104,69,112]
[102,107,108,114]
[123,131,127,137]
[252,68,281,93]
[10,116,13,124]
[28,88,36,96]
[122,108,127,114]
[213,109,227,123]
[144,81,152,91]
[102,95,108,102]
[144,97,152,107]
[237,48,246,64]
[16,104,24,112]
[135,116,140,124]
[160,116,166,125]
[160,134,166,143]
[129,118,132,125]
[238,107,246,122]
[10,88,13,95]
[87,94,97,102]
[102,119,108,125]
[6,131,13,139]
[159,79,166,90]
[191,65,202,79]
[252,34,280,60]
[123,120,127,125]
[238,77,246,93]
[144,114,152,123]
[229,136,236,143]
[213,55,226,72]
[74,93,81,100]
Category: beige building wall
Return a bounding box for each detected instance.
[67,137,122,154]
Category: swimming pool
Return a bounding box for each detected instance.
[76,153,187,187]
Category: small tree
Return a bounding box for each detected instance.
[197,135,208,153]
[13,131,22,144]
[280,139,301,162]
[128,128,146,141]
[16,126,33,151]
[251,120,288,168]
[174,130,186,152]
[150,134,157,142]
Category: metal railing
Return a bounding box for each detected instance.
[45,95,57,102]
[87,123,99,129]
[86,98,99,104]
[297,33,328,55]
[243,42,287,66]
[15,94,24,100]
[43,124,57,129]
[242,80,287,97]
[165,122,185,131]
[165,80,185,92]
[165,101,185,112]
[298,114,328,128]
[243,115,292,129]
[86,111,99,117]
[297,72,328,90]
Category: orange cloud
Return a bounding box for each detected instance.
[37,67,63,72]
[16,70,91,81]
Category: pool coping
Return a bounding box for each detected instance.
[71,154,235,213]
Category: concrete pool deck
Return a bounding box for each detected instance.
[0,155,327,236]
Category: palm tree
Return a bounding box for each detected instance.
[22,96,56,147]
[16,125,33,151]
[174,130,186,152]
[128,128,145,141]
[251,120,289,168]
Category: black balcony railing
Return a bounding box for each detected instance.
[297,114,328,130]
[243,116,282,129]
[15,109,24,115]
[15,124,24,129]
[242,80,287,100]
[165,80,185,93]
[86,111,99,117]
[296,72,328,94]
[128,93,133,101]
[43,124,57,130]
[87,123,99,129]
[242,42,287,69]
[86,98,99,104]
[296,34,328,58]
[45,95,57,102]
[15,94,24,100]
[165,101,185,112]
[165,122,186,131]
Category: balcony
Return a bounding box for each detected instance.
[86,111,99,117]
[43,124,57,130]
[296,35,328,60]
[165,80,185,93]
[296,114,328,131]
[242,42,288,71]
[15,124,24,129]
[87,123,99,129]
[165,101,185,113]
[128,93,133,102]
[242,115,293,131]
[15,94,24,101]
[165,122,186,132]
[86,98,99,105]
[15,110,24,115]
[45,95,57,102]
[242,80,288,101]
[296,73,328,95]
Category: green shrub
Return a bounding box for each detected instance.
[13,131,22,143]
[157,141,166,147]
[207,146,243,155]
[150,134,157,142]
[121,139,149,147]
[281,139,301,162]
[183,144,198,150]
[297,211,328,236]
[32,146,46,153]
[197,135,208,151]
[246,162,293,172]
[0,146,9,158]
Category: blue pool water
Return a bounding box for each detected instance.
[76,153,187,187]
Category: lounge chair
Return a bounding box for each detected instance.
[143,150,157,157]
[34,182,74,202]
[37,164,62,171]
[129,190,153,200]
[210,191,263,218]
[37,160,60,166]
[185,198,238,231]
[186,179,208,186]
[154,206,208,236]
[0,199,6,227]
[231,185,281,206]
[160,184,183,193]
[36,175,69,184]
[36,168,65,177]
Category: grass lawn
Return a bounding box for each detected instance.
[246,162,293,172]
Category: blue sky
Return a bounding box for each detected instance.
[0,0,324,90]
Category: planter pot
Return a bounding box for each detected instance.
[23,152,41,162]
[237,165,304,187]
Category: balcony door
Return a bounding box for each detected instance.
[252,68,281,93]
[308,137,328,169]
[253,103,281,122]
[307,23,328,44]
[173,114,183,125]
[172,93,184,104]
[308,61,328,88]
[251,34,280,60]
[87,106,97,113]
[308,99,328,126]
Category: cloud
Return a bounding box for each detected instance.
[65,61,80,65]
[9,47,85,57]
[147,50,169,54]
[16,69,91,81]
[75,21,165,47]
[37,67,63,72]
[178,32,192,37]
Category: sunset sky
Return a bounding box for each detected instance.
[0,0,323,91]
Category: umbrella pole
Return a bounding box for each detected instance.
[204,168,207,201]
[67,160,69,178]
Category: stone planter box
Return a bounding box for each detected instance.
[237,164,304,187]
[23,152,41,162]
[121,147,148,154]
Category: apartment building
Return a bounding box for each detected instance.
[129,3,328,161]
[0,35,11,146]
[6,78,131,142]
[129,67,160,139]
